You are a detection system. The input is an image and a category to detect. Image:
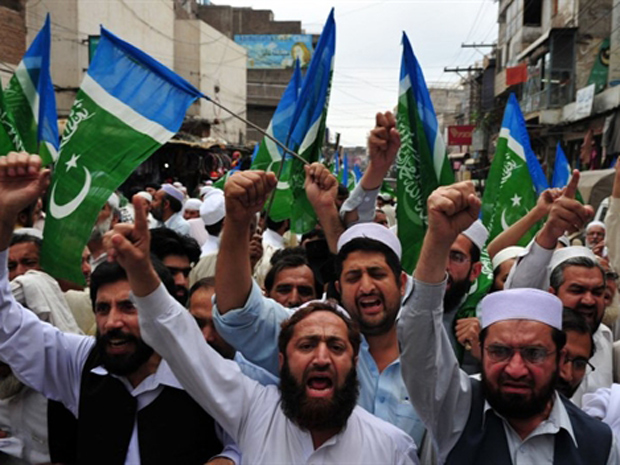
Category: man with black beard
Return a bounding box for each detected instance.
[103,204,417,462]
[398,180,617,465]
[150,227,200,305]
[0,152,238,465]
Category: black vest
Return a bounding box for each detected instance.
[446,379,612,465]
[49,347,222,465]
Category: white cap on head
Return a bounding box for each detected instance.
[491,246,525,271]
[480,288,563,330]
[549,246,597,273]
[200,189,225,226]
[461,220,489,253]
[183,198,202,212]
[134,191,153,203]
[107,193,120,210]
[586,220,606,232]
[161,184,184,203]
[13,227,43,240]
[173,181,183,189]
[337,222,402,259]
[200,185,214,200]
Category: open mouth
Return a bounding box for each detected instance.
[358,296,383,314]
[106,338,133,354]
[306,374,334,397]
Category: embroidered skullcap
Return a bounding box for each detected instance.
[200,189,225,226]
[549,246,597,273]
[480,288,563,330]
[491,246,525,271]
[337,222,401,259]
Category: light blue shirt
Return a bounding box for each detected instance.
[164,212,190,236]
[213,281,426,447]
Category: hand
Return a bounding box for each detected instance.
[535,188,562,216]
[0,152,50,222]
[455,317,481,360]
[224,171,277,226]
[537,171,594,249]
[426,181,481,246]
[249,232,263,269]
[592,240,605,257]
[305,162,338,210]
[103,196,151,275]
[368,111,400,174]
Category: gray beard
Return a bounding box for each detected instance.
[89,216,113,242]
[0,372,24,400]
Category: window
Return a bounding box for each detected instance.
[523,0,543,26]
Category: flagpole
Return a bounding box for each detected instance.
[203,96,309,166]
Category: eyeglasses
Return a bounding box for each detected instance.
[484,344,556,365]
[449,251,471,264]
[563,355,595,375]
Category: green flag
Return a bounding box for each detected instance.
[0,85,25,154]
[481,93,548,245]
[396,33,454,274]
[40,27,202,284]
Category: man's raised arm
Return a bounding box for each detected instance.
[305,162,343,253]
[215,172,276,314]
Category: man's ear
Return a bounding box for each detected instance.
[400,271,407,296]
[278,352,284,372]
[470,262,482,282]
[548,286,557,295]
[335,280,341,294]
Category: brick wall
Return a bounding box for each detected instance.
[0,0,25,67]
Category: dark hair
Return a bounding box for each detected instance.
[264,249,322,297]
[301,228,325,244]
[205,218,224,237]
[188,277,216,300]
[335,237,402,284]
[127,186,143,201]
[90,256,175,310]
[549,256,605,292]
[479,325,567,357]
[266,217,287,232]
[10,233,42,250]
[278,301,361,357]
[164,193,183,213]
[145,182,161,191]
[150,228,201,264]
[562,307,596,358]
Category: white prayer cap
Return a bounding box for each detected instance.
[200,189,225,226]
[173,181,183,189]
[586,221,606,232]
[461,220,489,253]
[13,227,43,240]
[180,186,188,195]
[107,193,120,210]
[200,185,214,200]
[549,246,597,273]
[492,246,525,271]
[184,198,202,212]
[379,193,393,201]
[134,191,152,203]
[337,222,402,259]
[161,184,184,203]
[480,288,563,330]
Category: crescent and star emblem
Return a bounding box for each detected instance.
[49,154,92,220]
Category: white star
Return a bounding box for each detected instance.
[65,154,80,172]
[511,194,522,207]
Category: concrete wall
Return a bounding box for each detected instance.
[27,0,176,116]
[197,5,300,38]
[0,0,26,85]
[174,19,247,144]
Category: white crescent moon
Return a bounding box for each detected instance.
[500,208,510,231]
[266,160,290,190]
[49,166,92,220]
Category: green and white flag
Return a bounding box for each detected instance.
[4,15,59,165]
[40,27,202,284]
[0,85,24,154]
[396,33,454,274]
[481,93,548,245]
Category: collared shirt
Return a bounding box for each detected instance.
[0,249,237,465]
[136,283,418,464]
[397,277,619,465]
[212,281,426,446]
[164,212,190,236]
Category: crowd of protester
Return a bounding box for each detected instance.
[0,111,619,464]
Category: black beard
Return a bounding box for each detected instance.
[555,376,580,399]
[279,358,359,432]
[444,275,472,311]
[573,304,601,334]
[174,285,188,306]
[482,368,557,419]
[95,328,154,376]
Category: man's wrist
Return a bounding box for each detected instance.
[535,227,558,250]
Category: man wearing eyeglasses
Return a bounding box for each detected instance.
[398,180,617,465]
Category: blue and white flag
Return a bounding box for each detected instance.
[552,142,571,188]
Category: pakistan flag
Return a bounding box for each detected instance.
[40,27,202,284]
[481,93,548,244]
